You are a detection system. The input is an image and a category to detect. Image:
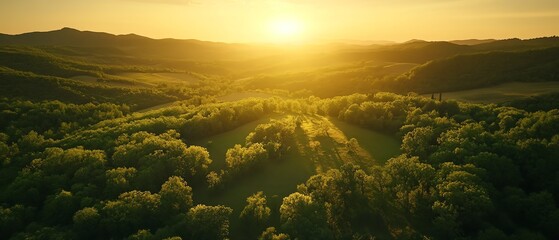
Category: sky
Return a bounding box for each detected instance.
[1,0,558,43]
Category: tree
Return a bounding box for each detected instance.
[345,138,359,154]
[309,140,321,152]
[225,143,267,174]
[112,131,211,191]
[105,167,137,197]
[101,190,161,238]
[240,191,271,234]
[432,163,492,238]
[206,171,222,189]
[16,131,52,154]
[0,204,32,238]
[126,229,154,240]
[73,207,101,238]
[187,204,233,240]
[384,155,436,218]
[160,176,193,215]
[280,192,333,240]
[259,227,290,240]
[0,132,17,165]
[401,126,436,160]
[42,190,79,225]
[38,147,107,185]
[183,146,212,176]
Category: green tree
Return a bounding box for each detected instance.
[187,204,233,240]
[159,176,193,215]
[240,191,271,233]
[126,229,154,240]
[280,192,332,240]
[73,207,101,238]
[112,131,211,191]
[101,190,161,238]
[401,126,436,160]
[0,204,32,238]
[0,132,17,165]
[345,138,359,154]
[259,227,290,240]
[42,190,79,225]
[105,167,137,197]
[384,155,436,219]
[432,163,492,238]
[225,143,267,174]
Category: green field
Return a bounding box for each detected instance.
[70,75,153,88]
[191,115,279,171]
[431,81,559,103]
[217,91,284,102]
[117,72,201,85]
[330,118,401,164]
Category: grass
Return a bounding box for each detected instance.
[427,81,559,103]
[217,91,282,102]
[116,72,200,85]
[70,75,152,88]
[330,118,401,164]
[136,101,183,113]
[191,115,278,171]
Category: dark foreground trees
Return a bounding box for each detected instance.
[1,93,559,239]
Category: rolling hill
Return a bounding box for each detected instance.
[2,28,559,100]
[394,46,559,93]
[0,27,277,61]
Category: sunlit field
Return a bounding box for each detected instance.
[426,81,559,103]
[2,1,559,239]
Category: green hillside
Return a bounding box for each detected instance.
[394,46,559,93]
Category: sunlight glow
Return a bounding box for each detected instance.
[269,18,304,42]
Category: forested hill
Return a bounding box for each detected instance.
[335,36,559,64]
[0,28,271,61]
[471,36,559,52]
[392,46,559,93]
[337,41,471,63]
[2,28,559,100]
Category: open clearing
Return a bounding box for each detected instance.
[433,81,559,103]
[70,75,152,88]
[192,114,401,238]
[330,118,401,164]
[217,91,284,102]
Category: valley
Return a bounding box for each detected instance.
[1,28,559,240]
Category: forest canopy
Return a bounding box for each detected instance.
[1,92,558,239]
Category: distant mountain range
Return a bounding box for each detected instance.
[449,39,496,45]
[2,28,559,63]
[2,28,559,97]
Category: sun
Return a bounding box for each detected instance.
[272,19,301,36]
[269,18,304,42]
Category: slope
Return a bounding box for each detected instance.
[394,46,559,93]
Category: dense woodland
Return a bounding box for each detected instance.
[1,94,558,239]
[1,29,559,239]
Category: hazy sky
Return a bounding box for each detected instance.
[1,0,558,43]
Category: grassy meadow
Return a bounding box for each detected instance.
[427,81,559,103]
